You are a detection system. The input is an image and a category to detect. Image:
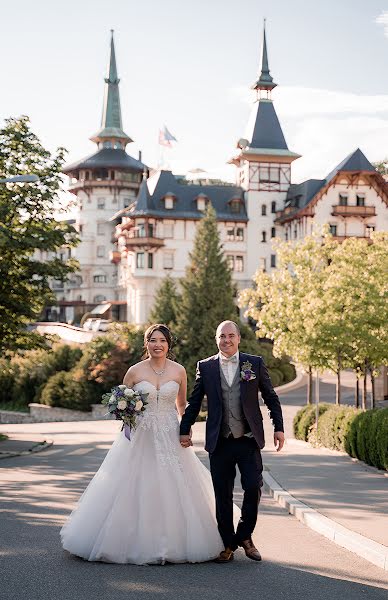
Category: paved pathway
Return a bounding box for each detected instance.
[1,419,387,600]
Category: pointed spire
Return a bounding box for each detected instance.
[252,20,277,93]
[90,30,133,147]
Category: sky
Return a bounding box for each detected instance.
[2,0,388,184]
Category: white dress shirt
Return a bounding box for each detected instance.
[218,351,239,386]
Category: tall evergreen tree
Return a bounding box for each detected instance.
[149,274,180,328]
[0,116,79,353]
[175,204,237,371]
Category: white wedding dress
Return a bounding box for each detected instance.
[60,381,223,564]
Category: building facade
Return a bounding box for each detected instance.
[57,26,387,326]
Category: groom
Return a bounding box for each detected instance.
[180,320,285,563]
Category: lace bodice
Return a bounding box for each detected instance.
[133,380,179,413]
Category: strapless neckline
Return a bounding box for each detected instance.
[134,380,180,391]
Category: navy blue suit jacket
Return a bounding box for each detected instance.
[180,352,284,454]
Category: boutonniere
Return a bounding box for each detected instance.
[240,361,256,382]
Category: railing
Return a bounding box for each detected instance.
[331,205,376,217]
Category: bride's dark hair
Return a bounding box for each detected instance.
[142,324,175,360]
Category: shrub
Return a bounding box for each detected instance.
[0,359,20,406]
[40,370,94,411]
[279,363,296,384]
[313,405,360,451]
[268,368,284,387]
[293,403,331,441]
[346,408,388,471]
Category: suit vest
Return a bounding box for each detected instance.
[220,364,250,438]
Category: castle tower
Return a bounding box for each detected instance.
[62,31,145,322]
[230,21,300,278]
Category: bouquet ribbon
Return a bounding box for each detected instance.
[124,424,131,441]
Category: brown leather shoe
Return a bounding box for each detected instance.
[240,539,262,561]
[214,547,234,563]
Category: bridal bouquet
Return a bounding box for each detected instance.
[101,384,149,440]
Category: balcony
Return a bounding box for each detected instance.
[110,250,122,264]
[331,235,372,244]
[124,229,164,250]
[331,205,376,217]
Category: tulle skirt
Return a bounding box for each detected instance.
[60,415,223,564]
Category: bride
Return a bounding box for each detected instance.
[60,323,223,564]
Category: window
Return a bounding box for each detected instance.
[235,256,244,272]
[356,194,365,207]
[97,198,106,209]
[285,232,288,241]
[294,227,298,239]
[85,171,90,181]
[148,224,154,238]
[163,251,174,270]
[136,253,145,269]
[236,227,244,241]
[270,254,276,268]
[110,171,115,180]
[259,166,280,183]
[93,274,107,283]
[366,225,375,237]
[137,224,146,237]
[78,224,83,234]
[261,231,267,243]
[227,228,235,241]
[260,257,267,272]
[197,196,207,211]
[339,194,348,206]
[164,223,174,238]
[261,205,267,216]
[94,295,106,303]
[97,246,105,258]
[227,255,235,270]
[230,200,241,214]
[95,169,109,180]
[271,227,276,238]
[329,224,337,236]
[165,196,174,209]
[148,253,153,269]
[97,223,105,235]
[271,201,277,213]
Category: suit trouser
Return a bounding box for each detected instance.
[209,435,263,550]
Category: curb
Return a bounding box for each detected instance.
[262,470,388,571]
[0,440,53,460]
[274,370,306,395]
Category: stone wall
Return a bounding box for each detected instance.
[0,403,113,424]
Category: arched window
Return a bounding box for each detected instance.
[271,201,276,213]
[261,231,267,243]
[261,204,267,216]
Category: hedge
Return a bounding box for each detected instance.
[293,404,388,471]
[293,403,331,441]
[40,370,94,412]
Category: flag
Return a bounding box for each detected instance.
[158,125,177,147]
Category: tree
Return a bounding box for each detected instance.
[0,116,79,353]
[372,159,388,176]
[240,230,388,406]
[149,274,181,328]
[175,204,237,380]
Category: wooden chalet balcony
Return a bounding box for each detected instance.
[110,250,122,264]
[331,235,372,243]
[124,230,164,250]
[331,205,376,217]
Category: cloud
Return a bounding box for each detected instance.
[376,11,388,37]
[227,85,388,183]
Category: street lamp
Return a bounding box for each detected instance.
[0,174,40,183]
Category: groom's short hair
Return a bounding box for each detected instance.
[215,320,241,337]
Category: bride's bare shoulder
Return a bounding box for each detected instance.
[123,361,146,384]
[168,360,186,375]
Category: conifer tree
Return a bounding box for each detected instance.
[175,204,237,372]
[149,274,180,328]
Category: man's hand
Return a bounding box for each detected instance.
[180,430,193,448]
[274,431,285,452]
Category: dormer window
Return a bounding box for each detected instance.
[196,193,208,211]
[228,196,243,214]
[163,193,176,209]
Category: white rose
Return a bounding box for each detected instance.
[117,400,128,410]
[109,395,116,403]
[124,388,134,398]
[135,400,143,411]
[118,385,126,390]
